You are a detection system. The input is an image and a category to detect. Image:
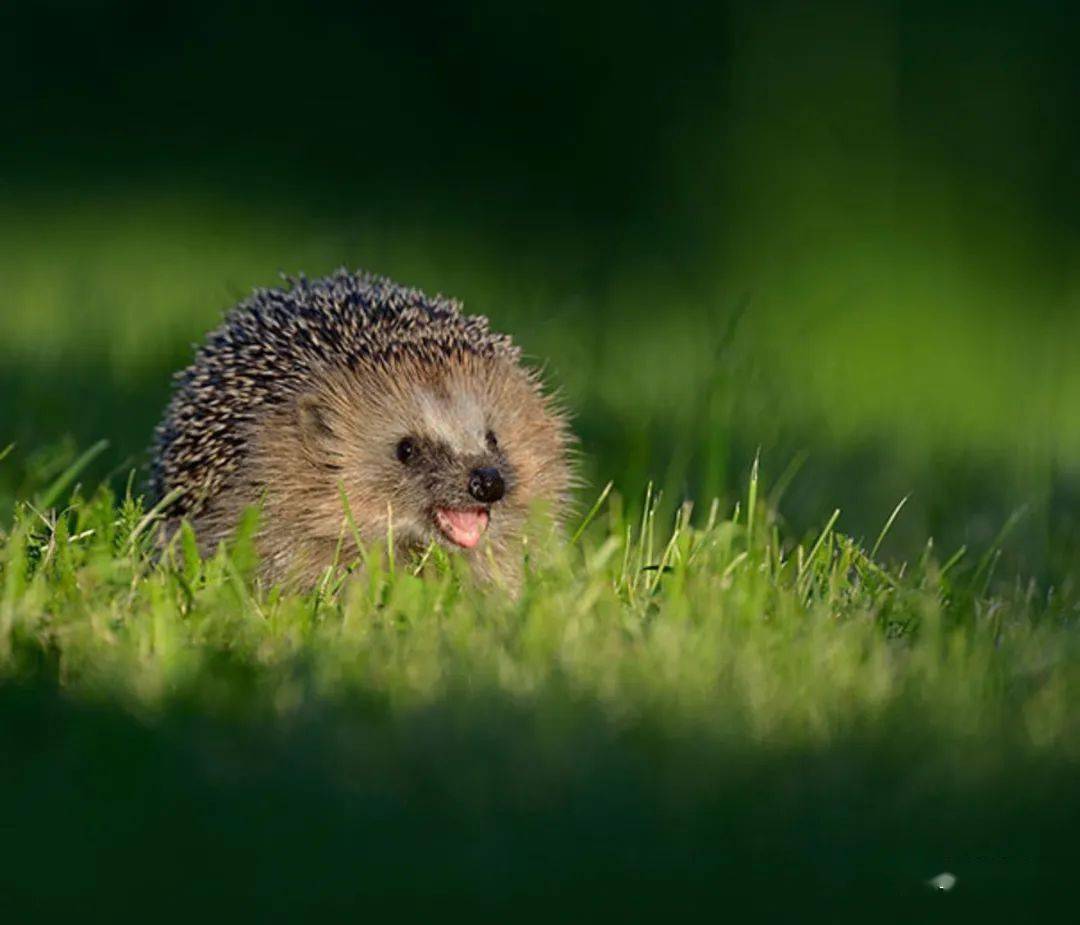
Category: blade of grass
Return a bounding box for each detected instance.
[973,505,1028,589]
[798,508,841,582]
[336,481,370,573]
[871,495,909,560]
[385,502,395,580]
[571,481,614,545]
[128,486,187,551]
[767,448,808,510]
[746,451,760,550]
[36,439,108,509]
[940,545,967,579]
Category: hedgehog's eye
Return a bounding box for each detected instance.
[485,430,499,451]
[396,438,417,464]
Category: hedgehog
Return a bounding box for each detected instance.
[150,269,574,587]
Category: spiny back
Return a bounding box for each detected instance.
[151,268,518,515]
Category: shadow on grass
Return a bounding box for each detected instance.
[1,676,1075,916]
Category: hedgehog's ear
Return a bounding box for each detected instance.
[296,394,335,459]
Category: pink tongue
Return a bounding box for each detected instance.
[435,508,490,549]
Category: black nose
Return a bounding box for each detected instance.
[468,467,505,504]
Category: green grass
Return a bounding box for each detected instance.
[1,451,1077,913]
[1,196,1078,912]
[5,2,1079,913]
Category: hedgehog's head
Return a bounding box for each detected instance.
[273,349,572,579]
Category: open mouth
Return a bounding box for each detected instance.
[434,507,490,549]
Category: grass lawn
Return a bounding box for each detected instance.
[1,196,1077,915]
[1,444,1076,914]
[4,1,1079,915]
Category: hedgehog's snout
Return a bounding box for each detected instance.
[468,467,505,504]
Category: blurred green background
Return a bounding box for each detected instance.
[3,0,1079,581]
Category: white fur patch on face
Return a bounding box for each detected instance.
[414,387,487,455]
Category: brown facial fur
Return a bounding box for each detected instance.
[151,271,573,588]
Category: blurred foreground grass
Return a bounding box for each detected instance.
[0,454,1077,912]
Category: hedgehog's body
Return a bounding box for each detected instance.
[151,270,572,587]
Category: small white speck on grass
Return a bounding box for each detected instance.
[927,872,957,892]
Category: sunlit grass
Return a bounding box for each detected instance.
[2,456,1075,753]
[1,449,1077,908]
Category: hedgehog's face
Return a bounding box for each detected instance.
[388,389,515,551]
[290,354,570,570]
